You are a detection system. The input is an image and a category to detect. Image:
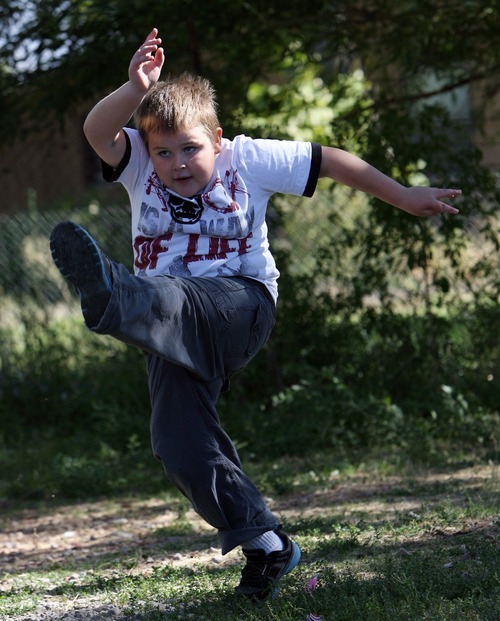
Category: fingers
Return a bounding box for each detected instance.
[145,28,161,44]
[138,40,161,56]
[440,203,460,215]
[129,30,164,89]
[154,46,165,68]
[135,28,162,57]
[439,188,462,200]
[132,31,163,70]
[401,186,461,217]
[436,188,461,215]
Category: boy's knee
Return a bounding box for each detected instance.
[153,446,195,482]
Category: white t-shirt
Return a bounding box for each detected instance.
[103,129,321,302]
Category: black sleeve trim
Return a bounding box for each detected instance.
[303,142,322,197]
[101,130,132,182]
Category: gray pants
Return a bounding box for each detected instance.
[92,262,279,554]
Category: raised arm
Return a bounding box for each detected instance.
[83,29,165,168]
[320,146,461,217]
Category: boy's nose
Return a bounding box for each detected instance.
[174,156,187,170]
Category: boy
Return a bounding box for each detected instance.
[50,28,460,600]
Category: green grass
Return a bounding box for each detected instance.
[1,455,498,621]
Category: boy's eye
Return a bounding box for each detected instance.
[184,145,197,153]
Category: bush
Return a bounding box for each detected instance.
[0,201,498,498]
[0,317,150,442]
[221,305,499,461]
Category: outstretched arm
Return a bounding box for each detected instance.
[320,146,461,216]
[83,29,165,168]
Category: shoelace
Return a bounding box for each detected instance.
[240,555,275,583]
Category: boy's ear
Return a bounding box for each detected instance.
[214,127,223,153]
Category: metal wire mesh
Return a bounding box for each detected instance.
[0,204,133,326]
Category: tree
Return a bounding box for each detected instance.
[1,1,498,292]
[1,0,499,135]
[0,0,497,444]
[1,0,498,310]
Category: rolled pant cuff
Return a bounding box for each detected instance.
[218,522,280,555]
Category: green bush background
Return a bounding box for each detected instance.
[0,189,497,501]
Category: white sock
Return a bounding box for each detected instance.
[242,530,284,554]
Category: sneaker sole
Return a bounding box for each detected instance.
[270,541,301,600]
[50,221,112,301]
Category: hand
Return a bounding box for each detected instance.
[129,28,165,93]
[397,187,461,217]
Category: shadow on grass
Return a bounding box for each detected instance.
[1,460,498,620]
[1,460,497,574]
[7,531,497,621]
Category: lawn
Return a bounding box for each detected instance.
[1,455,498,621]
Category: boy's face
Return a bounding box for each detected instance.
[148,125,223,197]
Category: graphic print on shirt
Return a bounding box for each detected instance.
[168,194,204,224]
[138,203,161,236]
[135,168,254,276]
[203,172,242,214]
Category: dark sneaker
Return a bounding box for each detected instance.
[50,221,113,327]
[235,531,301,600]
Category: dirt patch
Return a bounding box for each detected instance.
[1,463,497,580]
[280,463,498,517]
[1,497,223,579]
[0,462,498,621]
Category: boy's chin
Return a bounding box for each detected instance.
[170,182,205,198]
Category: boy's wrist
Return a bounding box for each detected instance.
[126,80,152,99]
[390,184,409,211]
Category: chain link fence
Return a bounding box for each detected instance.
[0,189,344,328]
[0,204,133,327]
[1,188,498,330]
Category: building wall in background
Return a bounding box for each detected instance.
[0,110,91,216]
[0,85,499,216]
